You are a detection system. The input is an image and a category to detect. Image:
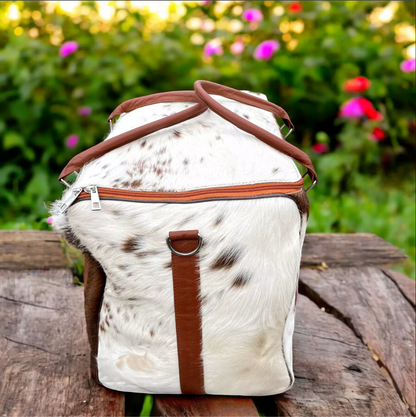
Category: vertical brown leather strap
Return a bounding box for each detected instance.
[169,230,205,395]
[84,252,106,384]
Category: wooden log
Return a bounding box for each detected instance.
[299,267,415,415]
[0,230,68,270]
[301,233,407,268]
[0,268,124,417]
[275,295,410,417]
[382,269,416,308]
[152,396,258,417]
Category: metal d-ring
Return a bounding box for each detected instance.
[60,178,71,188]
[166,234,203,257]
[305,180,317,192]
[279,124,293,139]
[302,172,317,193]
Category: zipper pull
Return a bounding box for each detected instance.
[84,185,102,211]
[58,188,82,214]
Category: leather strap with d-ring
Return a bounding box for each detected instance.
[168,230,205,394]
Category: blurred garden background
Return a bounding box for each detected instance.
[0,0,415,278]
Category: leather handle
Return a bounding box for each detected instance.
[195,80,294,130]
[58,92,207,181]
[194,80,317,184]
[58,82,317,185]
[107,91,206,123]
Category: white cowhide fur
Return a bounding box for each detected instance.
[51,92,307,395]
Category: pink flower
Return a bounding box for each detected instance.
[254,40,280,60]
[400,59,416,73]
[59,41,78,58]
[66,134,79,148]
[339,98,383,121]
[230,40,245,55]
[288,2,303,13]
[242,9,263,22]
[199,1,212,4]
[344,76,371,93]
[339,98,366,118]
[370,127,386,142]
[204,41,223,57]
[312,143,328,154]
[46,216,53,225]
[77,106,92,116]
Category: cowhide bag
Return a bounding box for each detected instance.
[51,80,317,396]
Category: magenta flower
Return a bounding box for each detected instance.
[312,143,328,154]
[400,58,416,73]
[204,41,223,57]
[66,134,79,148]
[46,216,53,225]
[77,106,92,116]
[254,40,280,60]
[339,98,366,118]
[59,41,78,58]
[242,9,263,22]
[230,40,245,55]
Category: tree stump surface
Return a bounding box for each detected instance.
[0,231,413,417]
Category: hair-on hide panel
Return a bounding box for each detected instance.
[50,91,309,395]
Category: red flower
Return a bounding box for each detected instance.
[312,143,328,154]
[371,127,386,141]
[356,98,384,121]
[366,107,383,121]
[288,2,302,13]
[344,76,371,93]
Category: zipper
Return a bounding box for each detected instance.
[58,187,83,214]
[63,179,303,211]
[84,185,102,211]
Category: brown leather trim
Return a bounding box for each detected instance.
[194,80,317,185]
[169,230,205,395]
[75,180,304,204]
[83,252,106,384]
[58,92,207,181]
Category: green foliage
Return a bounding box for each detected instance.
[140,395,153,417]
[0,1,415,276]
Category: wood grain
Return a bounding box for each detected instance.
[301,233,407,268]
[152,396,258,416]
[0,268,124,417]
[275,295,410,417]
[0,230,68,270]
[382,269,416,308]
[0,231,408,271]
[299,267,415,415]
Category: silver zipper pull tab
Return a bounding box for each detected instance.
[85,185,102,211]
[58,188,82,214]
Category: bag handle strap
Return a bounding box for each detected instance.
[58,92,207,182]
[194,80,317,186]
[59,81,317,187]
